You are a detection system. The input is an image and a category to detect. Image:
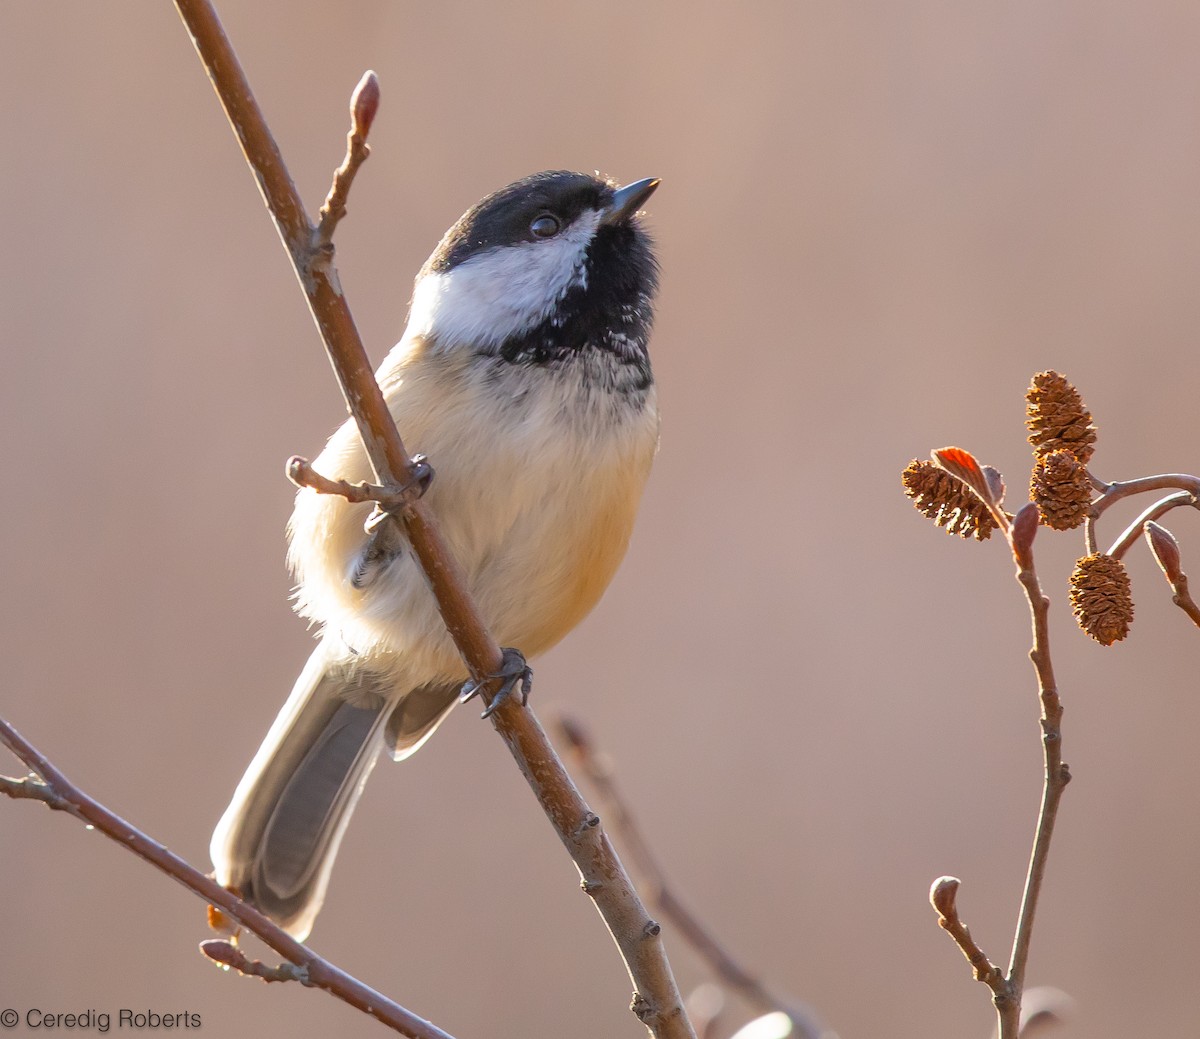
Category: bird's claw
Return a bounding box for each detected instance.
[363,455,435,534]
[460,648,532,718]
[404,455,435,498]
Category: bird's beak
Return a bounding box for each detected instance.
[600,177,660,225]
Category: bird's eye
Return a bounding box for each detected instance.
[530,213,561,238]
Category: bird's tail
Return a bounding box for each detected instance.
[209,648,394,941]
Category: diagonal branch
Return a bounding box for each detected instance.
[0,719,453,1039]
[1084,475,1200,558]
[1103,491,1198,560]
[557,715,833,1039]
[172,2,693,1036]
[929,877,1007,1001]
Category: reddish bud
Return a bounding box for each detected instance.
[199,939,240,967]
[1145,521,1183,582]
[1010,502,1040,567]
[930,875,960,919]
[351,70,380,138]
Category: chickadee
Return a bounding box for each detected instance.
[210,171,661,940]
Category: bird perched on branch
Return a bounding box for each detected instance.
[211,171,661,940]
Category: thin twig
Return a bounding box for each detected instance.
[1090,473,1200,511]
[557,716,833,1039]
[1166,571,1200,627]
[1004,504,1071,1038]
[1085,474,1200,558]
[0,772,67,807]
[1103,491,1197,559]
[287,456,394,504]
[286,454,427,510]
[929,504,1071,1037]
[558,715,772,1005]
[1083,514,1098,557]
[172,3,693,1035]
[929,878,1008,1001]
[0,719,453,1039]
[314,71,379,250]
[199,940,309,983]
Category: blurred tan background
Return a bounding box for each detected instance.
[4,3,1200,1038]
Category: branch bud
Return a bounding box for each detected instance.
[1010,502,1040,568]
[351,71,380,139]
[199,939,241,968]
[929,875,960,920]
[1145,521,1183,582]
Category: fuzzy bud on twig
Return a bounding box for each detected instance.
[928,876,1005,990]
[314,71,380,250]
[198,939,243,969]
[1010,503,1040,569]
[1069,553,1134,645]
[350,70,380,138]
[199,940,308,984]
[1144,521,1182,582]
[929,876,960,919]
[1142,521,1200,629]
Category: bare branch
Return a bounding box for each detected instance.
[286,454,430,512]
[558,716,833,1039]
[0,718,454,1039]
[926,502,1071,1038]
[929,878,1008,1002]
[1085,475,1200,558]
[1090,473,1200,511]
[1103,491,1198,559]
[1004,505,1071,1037]
[314,71,380,250]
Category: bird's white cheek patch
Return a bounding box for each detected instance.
[408,212,601,351]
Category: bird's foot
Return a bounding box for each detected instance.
[363,455,435,535]
[459,648,532,719]
[400,454,435,499]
